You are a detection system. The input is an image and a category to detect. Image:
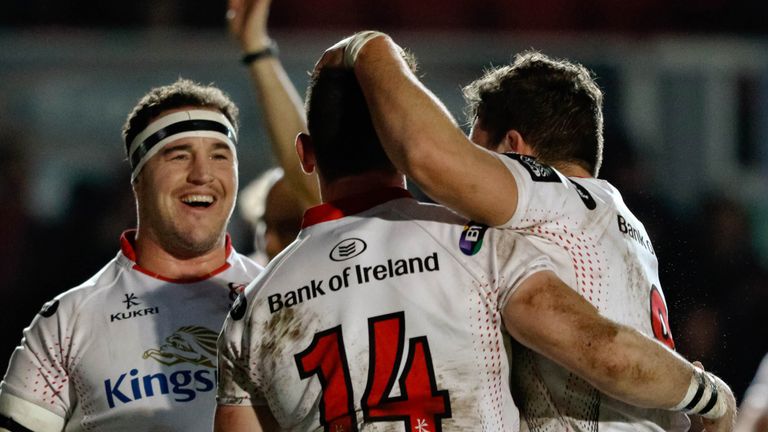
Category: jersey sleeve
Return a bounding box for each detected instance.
[493,231,557,311]
[494,152,570,229]
[216,293,266,407]
[0,298,71,432]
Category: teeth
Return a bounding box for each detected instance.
[181,195,214,204]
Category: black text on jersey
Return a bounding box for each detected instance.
[268,252,440,314]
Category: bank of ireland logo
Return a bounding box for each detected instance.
[142,326,218,368]
[330,237,367,261]
[459,222,488,256]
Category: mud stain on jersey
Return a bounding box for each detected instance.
[622,248,649,326]
[260,307,308,360]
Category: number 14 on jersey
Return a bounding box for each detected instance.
[295,312,452,431]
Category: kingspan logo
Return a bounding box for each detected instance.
[103,326,218,408]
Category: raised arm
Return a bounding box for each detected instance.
[317,32,518,225]
[227,0,319,206]
[505,270,737,432]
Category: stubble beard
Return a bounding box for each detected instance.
[163,218,228,259]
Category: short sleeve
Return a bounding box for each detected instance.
[494,152,568,229]
[216,293,266,407]
[0,298,70,432]
[493,231,556,310]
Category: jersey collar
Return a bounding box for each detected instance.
[301,187,413,228]
[119,229,233,283]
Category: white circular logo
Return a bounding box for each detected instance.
[329,238,367,261]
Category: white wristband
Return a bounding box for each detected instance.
[673,368,727,419]
[672,367,702,411]
[343,30,387,68]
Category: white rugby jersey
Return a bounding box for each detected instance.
[0,231,262,432]
[496,153,689,432]
[218,187,554,431]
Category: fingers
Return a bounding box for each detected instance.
[313,47,346,73]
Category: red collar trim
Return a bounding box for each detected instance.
[301,187,412,228]
[119,230,232,283]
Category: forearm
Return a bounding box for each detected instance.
[247,57,319,206]
[567,321,692,408]
[507,271,698,410]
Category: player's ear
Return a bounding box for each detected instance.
[296,132,316,175]
[502,129,535,156]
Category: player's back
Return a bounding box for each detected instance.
[218,189,551,431]
[496,153,689,431]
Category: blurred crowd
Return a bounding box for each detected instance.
[3,0,767,35]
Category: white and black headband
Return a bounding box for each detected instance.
[127,109,237,181]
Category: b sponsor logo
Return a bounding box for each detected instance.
[39,299,59,318]
[459,222,488,256]
[329,238,367,261]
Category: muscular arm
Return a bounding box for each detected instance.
[504,271,736,431]
[228,0,319,206]
[351,35,518,225]
[214,405,277,432]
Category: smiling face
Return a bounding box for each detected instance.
[132,108,238,259]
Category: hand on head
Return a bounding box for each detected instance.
[314,31,394,74]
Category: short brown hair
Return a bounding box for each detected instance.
[305,51,418,183]
[463,50,604,176]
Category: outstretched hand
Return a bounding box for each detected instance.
[226,0,272,51]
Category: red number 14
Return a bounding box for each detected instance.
[295,312,451,431]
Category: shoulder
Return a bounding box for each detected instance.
[499,153,565,185]
[45,253,127,315]
[228,250,265,278]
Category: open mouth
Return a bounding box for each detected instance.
[181,194,215,209]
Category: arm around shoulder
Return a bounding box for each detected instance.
[503,270,736,430]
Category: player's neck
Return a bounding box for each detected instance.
[320,171,407,203]
[553,162,593,179]
[133,232,228,281]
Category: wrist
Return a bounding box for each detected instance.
[241,39,278,65]
[673,367,728,419]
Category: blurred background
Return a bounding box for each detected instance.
[1,0,767,403]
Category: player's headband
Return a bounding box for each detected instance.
[127,109,238,182]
